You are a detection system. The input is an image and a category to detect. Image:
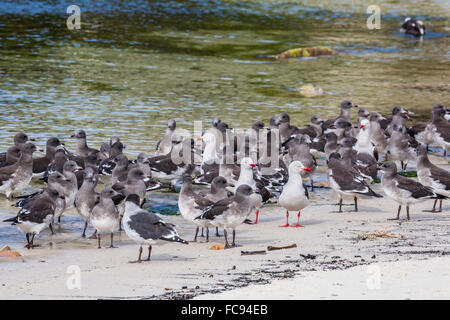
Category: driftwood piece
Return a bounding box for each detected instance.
[267,244,297,251]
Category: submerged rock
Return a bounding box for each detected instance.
[276,47,337,60]
[298,84,323,97]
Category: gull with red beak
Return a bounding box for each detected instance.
[193,132,220,185]
[354,119,377,159]
[278,161,311,227]
[235,157,270,224]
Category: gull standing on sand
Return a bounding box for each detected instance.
[195,184,255,248]
[178,175,215,242]
[416,145,450,212]
[327,152,382,212]
[378,161,446,220]
[428,104,450,155]
[61,160,83,211]
[236,157,270,224]
[387,124,417,170]
[123,194,188,263]
[75,167,99,237]
[369,113,389,158]
[278,161,311,227]
[3,188,59,249]
[90,188,122,249]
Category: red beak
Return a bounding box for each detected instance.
[360,124,366,129]
[302,167,312,172]
[197,137,203,141]
[250,163,257,168]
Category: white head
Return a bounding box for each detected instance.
[359,119,370,131]
[197,132,216,145]
[288,160,312,176]
[240,157,257,169]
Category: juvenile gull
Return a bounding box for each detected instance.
[123,194,188,263]
[369,113,389,158]
[0,146,21,168]
[327,152,382,212]
[32,137,64,179]
[387,124,417,170]
[71,130,99,157]
[416,145,450,212]
[75,167,99,237]
[378,162,445,220]
[90,188,122,248]
[178,175,215,242]
[195,184,254,248]
[429,104,450,155]
[322,100,358,131]
[155,119,177,156]
[42,149,68,183]
[3,188,58,249]
[61,160,83,211]
[0,143,40,199]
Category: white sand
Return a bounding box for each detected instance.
[196,257,450,300]
[1,157,449,299]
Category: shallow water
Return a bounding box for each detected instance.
[0,0,448,155]
[0,1,449,246]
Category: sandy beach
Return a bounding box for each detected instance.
[1,157,449,300]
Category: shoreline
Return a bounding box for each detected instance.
[1,184,449,299]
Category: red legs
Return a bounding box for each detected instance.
[205,227,209,243]
[129,246,143,263]
[88,230,97,239]
[97,233,101,249]
[388,205,401,220]
[252,209,259,224]
[290,211,304,228]
[279,210,290,227]
[354,196,358,212]
[215,227,221,237]
[439,200,443,212]
[338,198,343,213]
[406,205,410,220]
[200,227,205,238]
[145,245,152,261]
[109,232,117,248]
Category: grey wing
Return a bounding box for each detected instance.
[429,167,450,190]
[395,175,436,199]
[198,197,233,220]
[128,211,186,243]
